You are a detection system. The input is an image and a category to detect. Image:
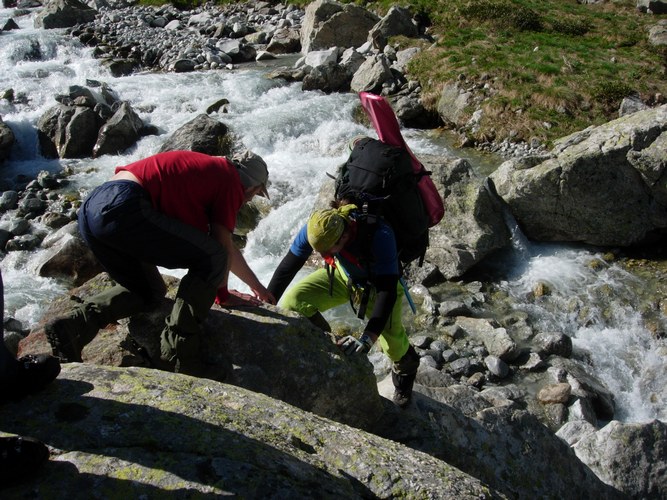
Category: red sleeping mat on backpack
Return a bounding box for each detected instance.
[359,92,445,227]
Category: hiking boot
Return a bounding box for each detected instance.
[15,354,60,396]
[391,370,416,409]
[391,344,420,409]
[0,354,61,403]
[46,285,147,363]
[45,307,97,363]
[161,325,226,381]
[0,436,49,483]
[392,388,412,409]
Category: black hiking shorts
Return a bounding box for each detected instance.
[78,180,227,302]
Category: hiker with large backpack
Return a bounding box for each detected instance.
[267,201,421,408]
[266,130,440,408]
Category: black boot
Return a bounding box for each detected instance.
[391,344,420,409]
[0,354,61,403]
[46,285,146,362]
[0,436,50,484]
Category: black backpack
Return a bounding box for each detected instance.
[333,137,431,268]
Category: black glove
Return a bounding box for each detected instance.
[338,333,374,356]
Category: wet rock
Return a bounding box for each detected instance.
[533,331,573,358]
[550,357,615,421]
[158,113,231,156]
[37,85,145,159]
[0,116,15,161]
[538,382,572,404]
[456,317,519,361]
[32,221,103,286]
[485,355,509,378]
[0,191,19,211]
[93,102,145,157]
[34,0,97,29]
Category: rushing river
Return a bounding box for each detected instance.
[1,7,664,424]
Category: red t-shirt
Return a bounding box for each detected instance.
[116,150,245,234]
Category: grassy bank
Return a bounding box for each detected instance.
[396,0,667,145]
[140,0,666,145]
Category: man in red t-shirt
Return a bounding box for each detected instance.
[46,150,275,379]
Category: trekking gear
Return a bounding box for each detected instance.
[0,436,50,484]
[327,93,446,319]
[334,136,431,268]
[0,354,61,402]
[399,277,417,314]
[392,372,416,408]
[338,333,374,356]
[46,285,145,363]
[391,344,420,408]
[359,91,445,227]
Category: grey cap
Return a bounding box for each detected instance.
[232,150,269,199]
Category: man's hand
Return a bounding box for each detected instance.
[216,289,262,307]
[337,334,374,356]
[252,286,276,305]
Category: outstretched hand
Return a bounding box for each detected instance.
[216,289,263,307]
[252,287,276,305]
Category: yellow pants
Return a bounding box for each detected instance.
[280,266,410,362]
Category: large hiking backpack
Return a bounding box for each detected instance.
[334,137,431,267]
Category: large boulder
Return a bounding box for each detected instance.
[572,419,667,497]
[490,105,667,246]
[34,0,97,29]
[93,102,144,157]
[266,26,301,54]
[300,0,379,53]
[158,113,231,156]
[437,82,474,127]
[31,221,103,286]
[37,85,145,159]
[425,154,510,280]
[0,363,501,498]
[60,107,100,158]
[368,6,419,51]
[22,273,384,430]
[37,104,75,159]
[349,53,395,94]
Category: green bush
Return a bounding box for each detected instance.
[459,0,543,32]
[550,18,591,37]
[592,81,635,104]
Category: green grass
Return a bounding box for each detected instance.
[135,0,667,146]
[382,0,667,145]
